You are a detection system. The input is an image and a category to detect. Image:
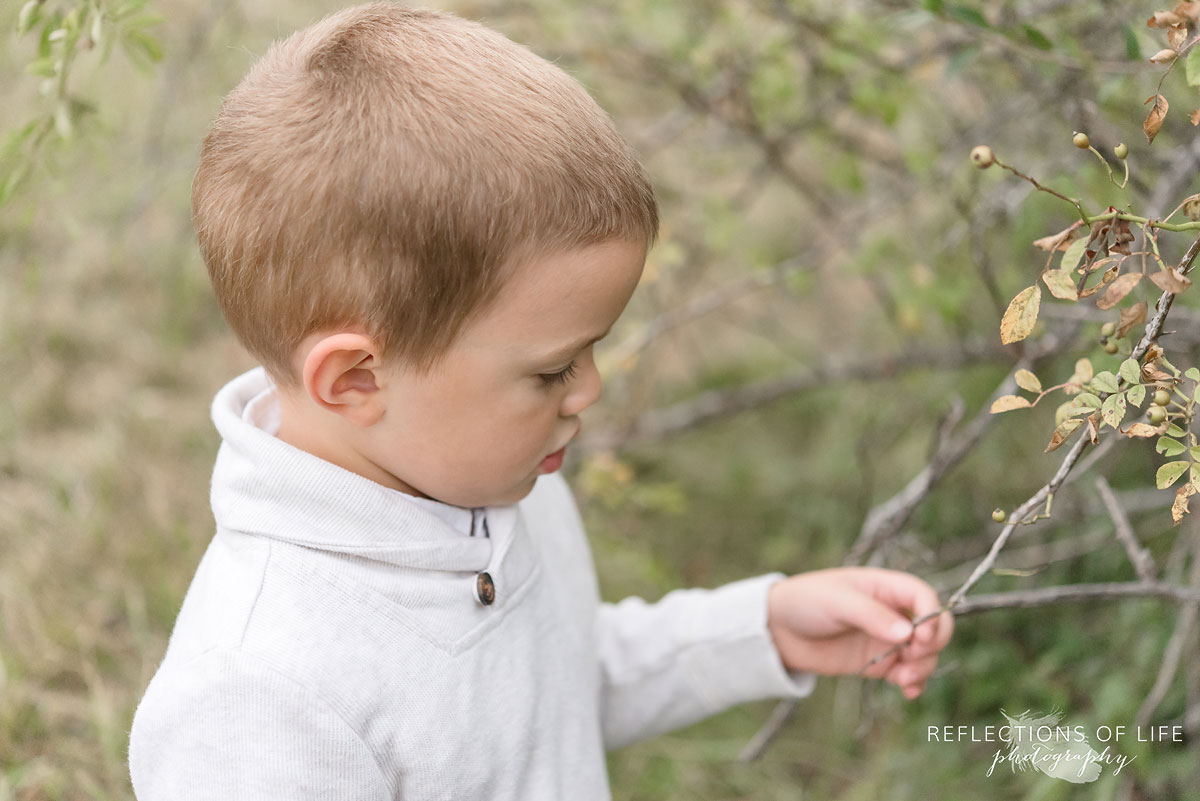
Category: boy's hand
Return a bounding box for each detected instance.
[766,567,953,699]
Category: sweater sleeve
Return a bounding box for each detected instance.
[129,649,390,801]
[596,571,817,750]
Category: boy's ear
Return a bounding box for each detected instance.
[300,332,387,427]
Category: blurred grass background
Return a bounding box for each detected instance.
[2,0,1199,798]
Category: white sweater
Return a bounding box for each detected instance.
[128,366,816,800]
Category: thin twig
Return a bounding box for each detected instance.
[1095,475,1157,582]
[1136,524,1200,728]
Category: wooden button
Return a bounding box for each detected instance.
[475,571,495,605]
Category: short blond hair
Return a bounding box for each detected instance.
[192,2,658,389]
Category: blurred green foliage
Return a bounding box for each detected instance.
[2,0,1199,799]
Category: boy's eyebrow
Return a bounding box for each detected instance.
[539,326,614,363]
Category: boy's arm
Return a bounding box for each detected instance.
[595,572,815,750]
[129,649,390,800]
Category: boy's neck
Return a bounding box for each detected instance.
[274,390,434,501]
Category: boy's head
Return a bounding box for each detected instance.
[194,2,657,507]
[193,1,658,391]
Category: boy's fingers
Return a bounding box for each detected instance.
[831,589,916,645]
[905,609,955,659]
[885,653,940,688]
[848,569,945,641]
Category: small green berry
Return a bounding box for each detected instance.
[992,508,1006,523]
[1073,132,1091,149]
[1101,322,1116,337]
[1104,340,1119,354]
[1148,405,1167,425]
[1154,389,1171,406]
[1113,143,1128,160]
[970,145,995,169]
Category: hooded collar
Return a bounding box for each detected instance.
[209,366,535,606]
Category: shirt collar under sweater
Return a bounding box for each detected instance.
[210,366,534,605]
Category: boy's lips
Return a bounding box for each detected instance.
[538,446,565,472]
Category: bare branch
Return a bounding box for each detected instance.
[1136,525,1200,728]
[951,580,1200,614]
[582,337,1017,454]
[1095,475,1157,582]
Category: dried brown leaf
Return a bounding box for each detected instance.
[1151,48,1179,64]
[1172,482,1195,524]
[1121,422,1162,437]
[1184,193,1200,220]
[1080,263,1120,297]
[1148,10,1186,27]
[1096,272,1143,309]
[1148,267,1193,293]
[1116,301,1148,338]
[1169,23,1188,48]
[1191,108,1200,126]
[1174,1,1200,22]
[1086,413,1100,444]
[1045,418,1083,453]
[1142,363,1175,383]
[1144,94,1169,144]
[1032,225,1081,252]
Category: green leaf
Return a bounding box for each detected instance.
[24,57,57,78]
[120,28,163,70]
[1157,460,1190,489]
[1190,465,1200,493]
[1189,446,1200,461]
[1128,384,1146,408]
[1075,392,1102,412]
[1124,25,1141,61]
[948,5,990,27]
[0,162,30,207]
[1187,47,1200,88]
[1101,392,1127,429]
[1061,237,1088,274]
[1092,371,1119,394]
[921,0,946,12]
[1119,359,1141,385]
[17,0,41,35]
[1022,24,1052,51]
[1158,437,1186,457]
[1187,367,1200,382]
[1168,422,1187,438]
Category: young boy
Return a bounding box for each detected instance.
[128,4,954,798]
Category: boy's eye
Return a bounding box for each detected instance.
[538,360,578,387]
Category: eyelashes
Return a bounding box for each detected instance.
[539,360,578,387]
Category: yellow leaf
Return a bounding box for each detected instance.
[1000,285,1041,344]
[1042,269,1079,300]
[1014,368,1042,394]
[991,394,1033,413]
